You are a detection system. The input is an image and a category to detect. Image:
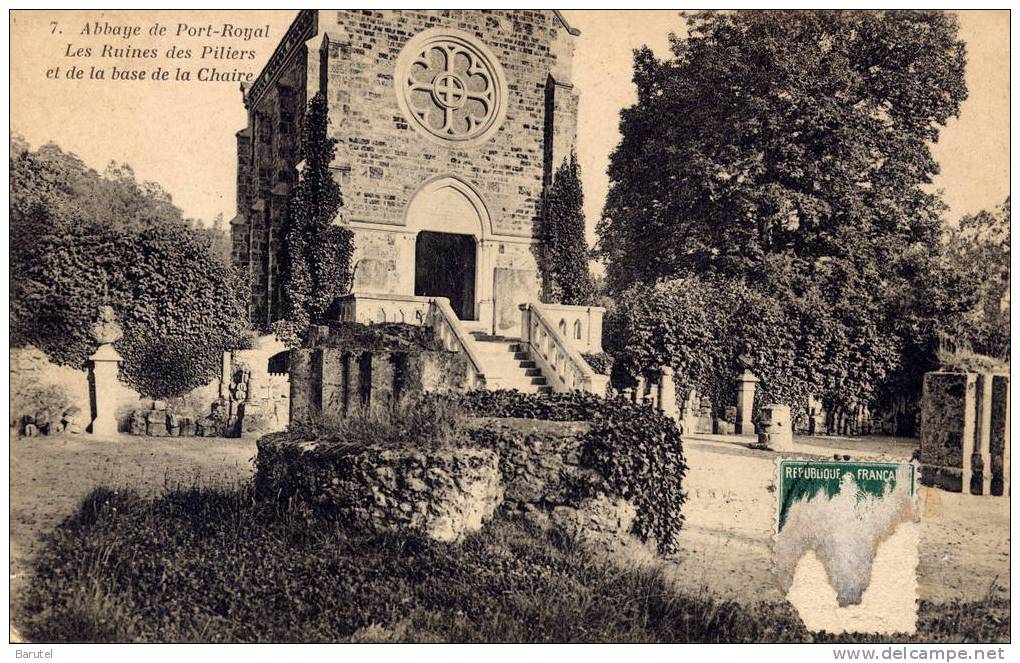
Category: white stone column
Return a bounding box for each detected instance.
[89,344,123,436]
[735,370,759,435]
[475,238,495,332]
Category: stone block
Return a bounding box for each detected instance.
[920,372,975,493]
[760,404,793,449]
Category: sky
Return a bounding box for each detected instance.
[10,10,1010,238]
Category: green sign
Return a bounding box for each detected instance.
[777,460,915,531]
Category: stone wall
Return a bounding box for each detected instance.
[256,435,503,542]
[256,415,638,545]
[10,345,222,437]
[920,371,1010,495]
[10,345,145,434]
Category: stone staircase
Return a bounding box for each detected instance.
[469,332,552,394]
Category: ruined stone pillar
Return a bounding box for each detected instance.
[976,373,994,496]
[735,370,759,435]
[88,344,123,436]
[656,366,679,424]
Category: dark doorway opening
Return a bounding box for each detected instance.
[414,231,476,319]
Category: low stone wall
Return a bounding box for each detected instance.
[256,436,503,542]
[255,416,640,546]
[920,371,1010,495]
[464,417,596,513]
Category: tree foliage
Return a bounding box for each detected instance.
[597,11,972,416]
[599,10,967,287]
[10,134,250,399]
[941,197,1010,359]
[279,92,355,336]
[537,153,596,306]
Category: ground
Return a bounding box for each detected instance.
[9,429,1009,636]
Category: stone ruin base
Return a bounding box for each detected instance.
[255,416,645,547]
[256,436,503,542]
[920,371,1009,496]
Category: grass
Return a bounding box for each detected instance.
[21,483,1009,643]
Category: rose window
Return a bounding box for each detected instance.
[396,31,507,146]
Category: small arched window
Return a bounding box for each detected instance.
[558,319,567,335]
[573,319,583,340]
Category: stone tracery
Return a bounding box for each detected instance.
[397,31,507,145]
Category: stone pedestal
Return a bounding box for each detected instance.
[735,370,759,435]
[760,404,793,450]
[88,343,123,436]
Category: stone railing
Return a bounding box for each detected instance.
[518,302,609,394]
[535,303,606,354]
[423,297,488,390]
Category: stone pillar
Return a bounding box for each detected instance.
[656,366,679,424]
[476,239,495,333]
[88,344,123,436]
[760,404,793,450]
[976,373,994,496]
[735,370,759,435]
[920,371,977,493]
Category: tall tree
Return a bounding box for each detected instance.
[538,153,596,305]
[599,10,967,289]
[597,11,970,417]
[279,91,355,334]
[942,197,1010,357]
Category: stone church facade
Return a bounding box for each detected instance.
[232,9,581,336]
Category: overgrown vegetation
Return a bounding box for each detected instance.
[277,91,356,340]
[597,11,982,423]
[22,484,1008,643]
[457,390,687,554]
[537,153,597,306]
[9,135,250,399]
[941,197,1010,362]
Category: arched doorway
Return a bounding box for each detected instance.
[404,176,492,322]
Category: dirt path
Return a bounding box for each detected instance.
[675,436,1010,604]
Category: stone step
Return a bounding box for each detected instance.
[471,333,521,343]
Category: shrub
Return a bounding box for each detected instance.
[456,390,687,554]
[536,153,596,305]
[279,92,355,333]
[581,351,613,376]
[605,275,806,423]
[10,382,73,429]
[10,138,250,399]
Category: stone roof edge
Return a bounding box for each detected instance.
[553,10,581,36]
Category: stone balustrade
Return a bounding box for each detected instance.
[518,302,609,394]
[533,302,605,354]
